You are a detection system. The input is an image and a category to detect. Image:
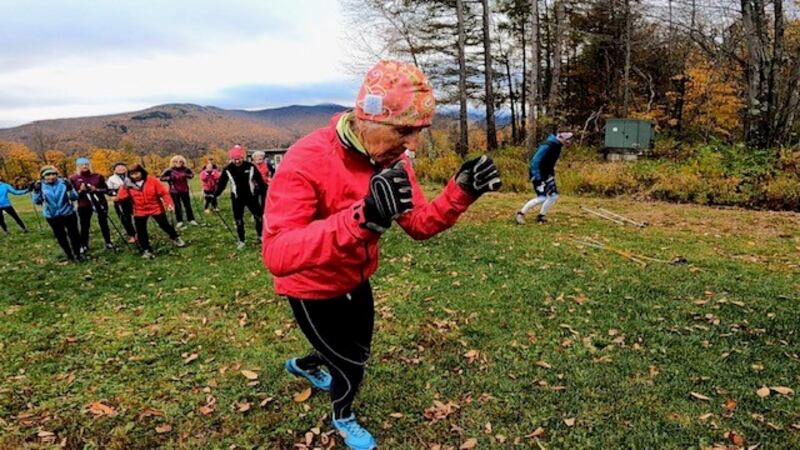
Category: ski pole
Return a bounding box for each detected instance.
[212,207,238,242]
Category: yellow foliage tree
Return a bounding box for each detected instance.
[0,141,40,185]
[682,52,743,140]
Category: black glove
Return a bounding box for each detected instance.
[32,181,42,193]
[455,155,502,197]
[362,160,413,233]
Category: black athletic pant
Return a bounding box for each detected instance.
[78,206,111,248]
[134,214,178,252]
[289,282,374,419]
[203,192,217,210]
[114,200,136,237]
[46,213,82,260]
[170,192,195,223]
[0,206,26,232]
[231,195,262,242]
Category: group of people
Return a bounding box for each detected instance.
[0,146,276,261]
[0,59,571,450]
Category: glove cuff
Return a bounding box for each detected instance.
[361,196,391,233]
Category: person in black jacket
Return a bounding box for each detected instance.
[215,145,266,249]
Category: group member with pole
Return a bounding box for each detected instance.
[70,156,114,251]
[0,176,29,234]
[515,131,573,224]
[214,145,266,249]
[159,155,198,228]
[106,162,137,244]
[32,166,83,262]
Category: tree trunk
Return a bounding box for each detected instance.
[504,57,519,144]
[526,0,540,153]
[766,0,784,146]
[622,0,632,118]
[548,0,565,118]
[741,0,770,147]
[519,2,527,144]
[456,0,469,156]
[482,0,498,151]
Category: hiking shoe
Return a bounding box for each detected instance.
[141,250,155,259]
[515,212,526,225]
[173,237,186,248]
[105,242,115,250]
[204,209,211,215]
[332,415,377,450]
[536,214,547,223]
[285,358,332,391]
[176,222,185,229]
[189,220,199,226]
[236,241,246,250]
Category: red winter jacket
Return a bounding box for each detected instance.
[254,162,271,187]
[117,176,174,217]
[262,115,475,300]
[200,169,221,193]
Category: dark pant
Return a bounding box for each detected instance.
[47,213,82,259]
[77,206,111,248]
[231,196,262,242]
[289,282,374,419]
[203,192,217,210]
[114,199,136,237]
[134,214,178,252]
[0,206,26,232]
[171,192,195,222]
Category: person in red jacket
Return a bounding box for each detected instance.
[262,60,501,450]
[117,164,185,258]
[199,162,221,213]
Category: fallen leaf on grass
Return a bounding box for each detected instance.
[536,361,552,369]
[564,418,576,427]
[389,412,404,419]
[138,408,165,420]
[464,350,480,365]
[183,353,198,364]
[236,402,251,413]
[699,413,714,421]
[294,388,312,403]
[725,431,744,446]
[723,399,737,415]
[460,438,478,449]
[423,400,460,424]
[756,386,771,398]
[526,427,546,439]
[155,424,172,434]
[240,370,259,380]
[690,392,711,401]
[85,402,117,417]
[770,386,794,396]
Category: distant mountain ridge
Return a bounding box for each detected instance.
[0,103,349,156]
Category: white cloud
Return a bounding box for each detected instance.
[0,0,355,127]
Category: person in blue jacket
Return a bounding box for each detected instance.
[515,131,573,224]
[0,177,29,234]
[32,166,83,261]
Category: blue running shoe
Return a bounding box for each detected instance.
[284,358,332,391]
[332,415,377,450]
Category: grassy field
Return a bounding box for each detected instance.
[1,186,798,450]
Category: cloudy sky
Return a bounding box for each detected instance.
[0,0,361,128]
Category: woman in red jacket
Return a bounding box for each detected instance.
[199,161,221,213]
[262,60,501,450]
[117,164,185,258]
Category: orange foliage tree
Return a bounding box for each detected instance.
[0,141,40,185]
[681,52,743,140]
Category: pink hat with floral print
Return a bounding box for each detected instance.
[355,60,436,127]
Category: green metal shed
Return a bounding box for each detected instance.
[604,119,654,152]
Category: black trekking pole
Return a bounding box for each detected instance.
[187,184,207,226]
[28,192,44,232]
[87,191,126,251]
[212,207,238,242]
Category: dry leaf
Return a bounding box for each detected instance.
[699,413,714,421]
[294,388,312,403]
[723,399,737,414]
[464,350,480,364]
[389,412,404,419]
[460,438,478,449]
[526,427,546,439]
[241,370,259,380]
[184,353,198,364]
[728,431,744,446]
[139,407,165,420]
[690,392,711,401]
[155,424,172,434]
[756,386,771,398]
[770,386,794,396]
[536,361,552,369]
[236,402,251,413]
[86,402,117,417]
[563,417,576,427]
[198,405,214,416]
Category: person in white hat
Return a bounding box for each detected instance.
[515,131,574,224]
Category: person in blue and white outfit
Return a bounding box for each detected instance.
[515,131,573,224]
[32,165,83,262]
